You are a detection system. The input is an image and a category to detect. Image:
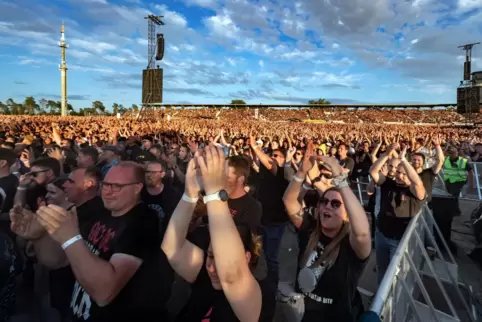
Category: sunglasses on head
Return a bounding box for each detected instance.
[319,198,343,209]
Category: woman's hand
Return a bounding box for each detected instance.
[318,156,343,177]
[197,144,226,195]
[184,156,202,198]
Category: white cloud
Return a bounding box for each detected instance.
[259,60,264,67]
[154,5,188,28]
[204,11,240,40]
[227,58,236,66]
[69,39,116,54]
[458,0,482,10]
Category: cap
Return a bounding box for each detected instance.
[135,151,156,162]
[102,145,120,154]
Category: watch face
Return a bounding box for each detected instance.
[219,190,229,201]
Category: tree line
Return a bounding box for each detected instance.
[0,97,332,116]
[0,97,140,116]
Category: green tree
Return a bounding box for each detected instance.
[118,104,127,114]
[24,96,39,114]
[92,101,105,114]
[131,104,139,111]
[6,98,24,115]
[39,98,48,113]
[0,101,10,114]
[308,98,332,105]
[231,99,246,105]
[47,100,61,114]
[112,103,119,115]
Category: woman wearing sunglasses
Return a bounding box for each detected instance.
[282,142,371,322]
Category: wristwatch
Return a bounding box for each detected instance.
[203,190,229,204]
[331,172,349,189]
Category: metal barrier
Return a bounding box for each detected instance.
[369,204,478,322]
[354,162,482,203]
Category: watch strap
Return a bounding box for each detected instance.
[203,192,221,204]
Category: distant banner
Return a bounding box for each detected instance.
[255,108,259,119]
[303,119,326,124]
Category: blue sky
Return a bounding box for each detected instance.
[0,0,481,111]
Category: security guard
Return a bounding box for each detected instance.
[441,146,475,251]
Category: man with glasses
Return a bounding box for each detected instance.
[14,157,60,211]
[35,161,173,322]
[141,160,181,236]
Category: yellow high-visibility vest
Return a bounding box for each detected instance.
[443,156,468,183]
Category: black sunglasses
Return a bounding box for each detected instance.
[319,198,343,209]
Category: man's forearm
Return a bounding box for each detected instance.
[33,234,68,269]
[14,189,27,207]
[64,240,118,305]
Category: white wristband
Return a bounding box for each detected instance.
[293,175,304,183]
[17,186,27,191]
[61,235,82,250]
[182,194,199,204]
[302,182,313,190]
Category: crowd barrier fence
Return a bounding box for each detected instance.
[353,162,482,204]
[368,204,478,322]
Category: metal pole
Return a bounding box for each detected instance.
[370,210,422,314]
[472,163,482,200]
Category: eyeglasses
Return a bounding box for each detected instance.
[146,170,164,174]
[100,181,141,192]
[30,169,49,178]
[319,198,343,209]
[272,154,282,158]
[295,152,303,156]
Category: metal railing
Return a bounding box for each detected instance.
[353,162,482,204]
[368,205,478,322]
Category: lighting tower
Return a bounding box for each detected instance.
[58,24,69,116]
[458,42,480,81]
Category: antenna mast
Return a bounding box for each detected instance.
[58,23,69,116]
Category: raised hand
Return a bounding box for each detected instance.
[299,141,316,174]
[286,146,296,162]
[10,205,45,240]
[185,155,202,197]
[197,144,226,195]
[36,205,80,245]
[318,156,343,177]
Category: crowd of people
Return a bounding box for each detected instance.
[0,110,480,322]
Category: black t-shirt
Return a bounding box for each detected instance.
[339,157,355,176]
[0,230,18,322]
[70,203,172,322]
[141,184,181,237]
[49,197,109,319]
[0,173,18,213]
[297,212,366,322]
[228,193,262,232]
[377,179,424,240]
[256,164,289,224]
[419,168,435,202]
[0,173,19,236]
[176,255,268,322]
